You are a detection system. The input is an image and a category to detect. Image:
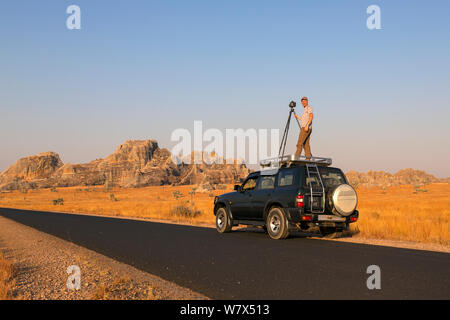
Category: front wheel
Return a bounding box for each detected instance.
[266,207,290,240]
[216,207,233,233]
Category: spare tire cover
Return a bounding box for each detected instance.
[331,184,357,216]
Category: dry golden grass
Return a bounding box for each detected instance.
[348,183,449,245]
[0,185,223,225]
[0,183,448,246]
[0,253,15,300]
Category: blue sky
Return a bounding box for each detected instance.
[1,0,449,177]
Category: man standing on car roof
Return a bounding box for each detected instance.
[294,96,314,159]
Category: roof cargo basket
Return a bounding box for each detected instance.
[260,154,332,170]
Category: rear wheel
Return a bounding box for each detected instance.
[216,207,233,233]
[319,226,343,239]
[266,207,290,240]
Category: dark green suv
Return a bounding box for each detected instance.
[214,162,359,240]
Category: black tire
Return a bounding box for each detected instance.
[266,207,290,240]
[320,226,343,239]
[216,207,233,233]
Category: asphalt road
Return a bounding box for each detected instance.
[1,207,449,299]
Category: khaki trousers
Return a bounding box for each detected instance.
[295,128,312,158]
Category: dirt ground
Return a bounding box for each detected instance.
[0,215,207,300]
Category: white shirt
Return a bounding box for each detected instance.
[300,105,313,128]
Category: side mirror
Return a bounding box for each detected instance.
[234,184,241,192]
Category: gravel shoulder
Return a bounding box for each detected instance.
[0,215,208,300]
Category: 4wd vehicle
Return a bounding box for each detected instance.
[213,155,358,240]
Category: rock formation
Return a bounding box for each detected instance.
[2,142,445,191]
[345,168,446,188]
[0,152,63,190]
[0,140,250,190]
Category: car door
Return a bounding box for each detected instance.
[230,175,259,220]
[249,175,276,220]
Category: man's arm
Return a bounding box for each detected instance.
[305,113,313,130]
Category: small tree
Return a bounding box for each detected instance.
[188,187,197,205]
[104,179,113,192]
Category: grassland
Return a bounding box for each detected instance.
[0,183,448,246]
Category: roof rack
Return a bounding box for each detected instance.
[260,154,332,170]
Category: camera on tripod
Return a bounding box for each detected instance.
[279,100,301,158]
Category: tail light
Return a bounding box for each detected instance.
[350,217,357,222]
[296,194,303,208]
[301,216,311,221]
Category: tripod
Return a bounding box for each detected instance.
[278,105,302,159]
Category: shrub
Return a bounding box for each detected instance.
[52,198,64,205]
[50,187,58,193]
[110,194,118,202]
[170,205,202,218]
[172,190,183,199]
[413,184,428,194]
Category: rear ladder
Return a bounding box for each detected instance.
[306,164,325,213]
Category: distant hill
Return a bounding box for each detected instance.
[345,169,449,188]
[1,142,447,191]
[0,140,249,191]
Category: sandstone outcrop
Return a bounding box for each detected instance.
[0,152,63,190]
[345,168,446,188]
[0,140,250,190]
[2,142,445,191]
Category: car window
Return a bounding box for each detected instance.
[258,176,275,190]
[278,169,295,187]
[318,168,347,188]
[305,175,322,189]
[304,167,347,189]
[242,176,258,191]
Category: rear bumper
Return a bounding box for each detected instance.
[287,208,359,226]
